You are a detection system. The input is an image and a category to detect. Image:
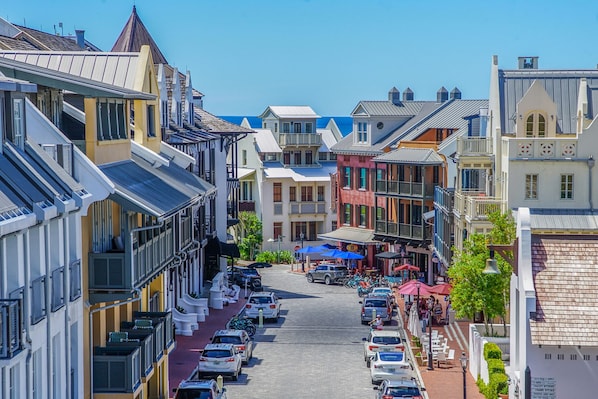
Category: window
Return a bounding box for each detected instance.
[376,206,385,221]
[12,98,24,148]
[289,186,296,202]
[306,150,313,165]
[273,183,282,202]
[283,151,290,165]
[147,104,156,137]
[344,204,352,225]
[273,222,282,240]
[301,186,313,202]
[525,113,547,137]
[317,186,325,201]
[274,123,278,133]
[560,174,573,199]
[294,122,302,133]
[357,122,367,143]
[9,365,19,399]
[359,205,367,227]
[282,123,290,133]
[242,149,247,166]
[332,220,337,231]
[242,181,253,201]
[343,167,352,188]
[330,153,337,160]
[96,99,127,141]
[319,152,327,161]
[160,100,168,134]
[53,333,61,398]
[359,168,368,189]
[433,166,440,184]
[525,174,538,199]
[294,151,301,165]
[306,122,313,133]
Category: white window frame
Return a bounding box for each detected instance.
[525,174,538,199]
[357,122,368,143]
[560,174,574,199]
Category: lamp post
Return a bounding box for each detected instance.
[415,281,421,328]
[300,232,305,272]
[460,351,468,399]
[277,235,283,264]
[427,305,434,370]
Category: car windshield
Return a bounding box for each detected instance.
[379,352,404,361]
[373,336,401,345]
[387,387,420,396]
[373,289,391,294]
[202,350,233,358]
[366,300,388,307]
[212,336,241,344]
[250,296,273,304]
[175,389,212,399]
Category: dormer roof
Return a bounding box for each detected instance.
[259,105,320,119]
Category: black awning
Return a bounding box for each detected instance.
[219,242,240,258]
[375,252,404,259]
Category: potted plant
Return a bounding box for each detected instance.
[189,292,199,299]
[175,305,187,314]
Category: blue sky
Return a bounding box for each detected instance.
[2,0,597,117]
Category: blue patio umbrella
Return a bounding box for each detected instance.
[321,249,364,260]
[295,245,325,254]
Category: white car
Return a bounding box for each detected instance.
[197,343,242,381]
[363,329,405,367]
[211,329,254,364]
[245,291,281,321]
[369,351,413,384]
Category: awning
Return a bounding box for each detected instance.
[317,227,378,246]
[220,242,241,258]
[375,252,404,259]
[423,210,435,221]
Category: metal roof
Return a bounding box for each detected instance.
[259,106,320,119]
[498,69,598,134]
[514,208,598,232]
[318,128,339,152]
[351,100,426,117]
[253,129,281,153]
[263,164,336,182]
[373,148,444,164]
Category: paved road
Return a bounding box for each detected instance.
[223,266,413,399]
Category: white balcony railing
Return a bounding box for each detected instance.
[454,191,506,221]
[457,137,493,156]
[279,133,322,146]
[503,137,578,160]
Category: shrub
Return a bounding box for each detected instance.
[255,251,276,263]
[478,342,508,399]
[487,358,505,375]
[484,342,502,360]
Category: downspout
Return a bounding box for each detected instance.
[45,224,52,398]
[63,217,71,399]
[23,231,33,399]
[88,218,163,399]
[588,156,595,211]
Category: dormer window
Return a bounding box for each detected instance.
[525,113,546,137]
[282,123,290,133]
[357,122,368,143]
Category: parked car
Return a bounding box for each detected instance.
[173,377,227,399]
[362,329,405,367]
[360,295,393,325]
[228,266,263,291]
[305,264,348,285]
[247,262,272,268]
[196,343,242,381]
[373,378,424,399]
[210,329,254,364]
[370,287,396,307]
[369,351,413,384]
[245,291,281,321]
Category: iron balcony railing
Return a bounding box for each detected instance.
[434,186,454,212]
[0,299,22,359]
[375,221,424,240]
[375,180,435,198]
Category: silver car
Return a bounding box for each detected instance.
[360,295,393,324]
[211,329,254,364]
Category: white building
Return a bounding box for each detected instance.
[236,106,342,252]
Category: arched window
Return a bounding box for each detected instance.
[524,112,547,137]
[526,115,534,137]
[538,114,545,137]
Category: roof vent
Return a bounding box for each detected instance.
[450,87,461,100]
[403,87,414,101]
[437,87,448,103]
[518,56,538,69]
[388,87,401,105]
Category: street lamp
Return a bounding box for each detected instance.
[277,235,284,264]
[300,232,305,272]
[460,351,468,399]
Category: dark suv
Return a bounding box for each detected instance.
[228,266,263,291]
[306,264,348,285]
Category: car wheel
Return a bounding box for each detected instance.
[371,378,377,385]
[324,275,332,285]
[306,274,314,283]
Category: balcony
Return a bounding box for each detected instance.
[503,136,579,160]
[457,136,493,156]
[239,201,255,212]
[88,228,174,304]
[107,330,154,379]
[289,202,327,214]
[133,311,175,354]
[375,180,434,198]
[278,132,322,146]
[93,346,142,395]
[375,221,424,240]
[454,191,506,221]
[434,186,454,212]
[0,299,22,359]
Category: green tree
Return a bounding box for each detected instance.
[448,211,515,336]
[237,211,263,261]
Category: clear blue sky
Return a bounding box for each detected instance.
[2,0,597,117]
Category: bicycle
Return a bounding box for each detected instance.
[228,315,256,337]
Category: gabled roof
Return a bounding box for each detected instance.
[498,68,598,134]
[194,108,255,135]
[111,6,167,65]
[259,106,320,119]
[253,129,281,153]
[351,100,426,117]
[530,235,598,347]
[373,148,444,164]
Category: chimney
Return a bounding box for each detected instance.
[437,86,448,103]
[518,56,538,70]
[403,87,414,101]
[75,30,85,49]
[450,87,461,100]
[388,87,401,105]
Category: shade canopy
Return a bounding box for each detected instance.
[394,263,420,272]
[398,280,431,296]
[320,249,364,260]
[429,283,453,296]
[375,251,404,259]
[295,245,325,254]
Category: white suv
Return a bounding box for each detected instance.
[197,343,242,381]
[245,291,281,321]
[210,329,254,364]
[362,329,405,367]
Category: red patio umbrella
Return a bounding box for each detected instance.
[429,283,452,296]
[393,263,420,272]
[397,280,431,296]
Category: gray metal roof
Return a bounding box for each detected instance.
[498,69,598,134]
[100,159,198,219]
[352,100,425,117]
[373,148,444,164]
[515,208,598,231]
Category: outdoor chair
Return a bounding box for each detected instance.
[445,349,455,365]
[436,350,447,368]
